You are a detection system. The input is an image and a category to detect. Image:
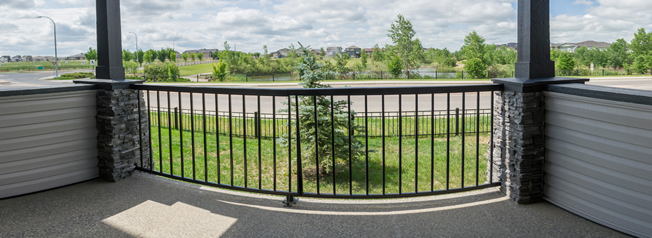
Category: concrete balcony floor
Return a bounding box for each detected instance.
[0,172,628,237]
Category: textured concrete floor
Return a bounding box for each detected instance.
[0,172,629,237]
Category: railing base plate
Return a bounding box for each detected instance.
[283,196,299,207]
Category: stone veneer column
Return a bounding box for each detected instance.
[489,0,589,204]
[489,89,547,204]
[76,80,149,181]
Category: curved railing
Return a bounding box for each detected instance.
[131,84,503,206]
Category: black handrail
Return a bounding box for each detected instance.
[134,84,503,206]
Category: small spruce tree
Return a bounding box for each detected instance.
[279,43,365,175]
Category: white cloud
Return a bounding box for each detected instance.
[1,0,651,57]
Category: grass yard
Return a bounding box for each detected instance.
[178,63,215,76]
[148,125,491,195]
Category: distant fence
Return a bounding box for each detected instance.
[175,60,218,67]
[148,107,492,139]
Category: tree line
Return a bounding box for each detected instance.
[554,28,652,74]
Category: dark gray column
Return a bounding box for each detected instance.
[515,0,555,79]
[95,0,125,80]
[490,0,588,204]
[75,0,148,182]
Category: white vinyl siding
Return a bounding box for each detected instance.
[544,91,652,238]
[0,90,98,199]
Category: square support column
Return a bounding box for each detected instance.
[490,0,588,204]
[75,0,149,182]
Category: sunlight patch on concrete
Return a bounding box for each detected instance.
[216,196,509,216]
[103,200,237,237]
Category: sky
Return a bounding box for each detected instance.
[1,0,651,57]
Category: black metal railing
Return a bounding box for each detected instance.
[132,84,503,206]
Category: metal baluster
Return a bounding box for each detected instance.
[157,91,162,172]
[446,93,450,190]
[399,94,402,194]
[331,95,336,195]
[431,93,435,192]
[243,95,247,188]
[191,93,196,180]
[179,92,184,178]
[258,95,262,190]
[229,94,233,186]
[138,90,143,168]
[216,94,220,184]
[462,92,465,188]
[168,91,173,175]
[314,96,319,195]
[365,95,369,196]
[476,91,480,186]
[348,95,352,195]
[415,94,418,193]
[203,93,208,182]
[382,95,386,195]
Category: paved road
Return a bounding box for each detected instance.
[2,72,650,113]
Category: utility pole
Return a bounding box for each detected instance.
[38,16,58,77]
[129,32,138,64]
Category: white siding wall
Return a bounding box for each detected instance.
[0,90,98,199]
[544,91,652,237]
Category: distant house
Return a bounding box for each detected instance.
[550,41,610,53]
[345,46,361,58]
[0,56,10,62]
[34,56,55,62]
[497,42,518,51]
[66,53,86,60]
[326,47,342,57]
[183,49,219,59]
[363,48,374,56]
[21,55,33,62]
[271,48,291,58]
[310,49,320,56]
[11,55,22,62]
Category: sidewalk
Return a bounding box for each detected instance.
[0,172,627,237]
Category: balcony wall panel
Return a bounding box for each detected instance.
[0,90,98,199]
[544,88,652,238]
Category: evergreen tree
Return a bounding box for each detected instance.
[279,43,365,175]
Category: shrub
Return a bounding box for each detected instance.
[387,56,403,78]
[145,62,180,82]
[464,58,486,79]
[123,60,139,75]
[211,62,227,82]
[60,72,94,79]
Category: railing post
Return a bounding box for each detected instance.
[455,108,460,136]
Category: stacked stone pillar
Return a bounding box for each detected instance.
[74,0,150,181]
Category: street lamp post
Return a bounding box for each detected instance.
[38,16,58,77]
[129,32,138,63]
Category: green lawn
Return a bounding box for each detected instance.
[147,119,491,195]
[178,63,215,76]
